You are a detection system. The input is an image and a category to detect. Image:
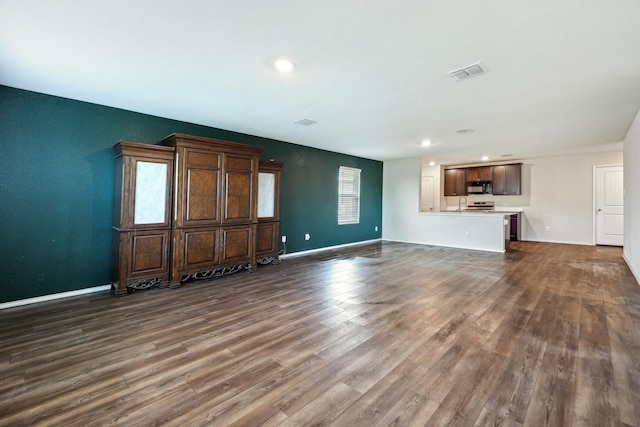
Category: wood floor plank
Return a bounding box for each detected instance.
[608,339,640,425]
[372,392,439,427]
[522,371,574,427]
[483,307,532,357]
[0,241,638,426]
[573,339,620,426]
[538,317,579,382]
[328,357,426,426]
[425,349,507,426]
[481,331,547,425]
[277,381,361,427]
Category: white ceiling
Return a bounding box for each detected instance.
[1,1,639,164]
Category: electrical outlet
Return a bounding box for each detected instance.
[305,233,310,240]
[545,226,550,232]
[465,231,470,237]
[375,226,378,232]
[281,235,286,243]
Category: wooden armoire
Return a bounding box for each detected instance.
[256,160,283,265]
[112,133,274,296]
[161,133,262,288]
[111,141,175,296]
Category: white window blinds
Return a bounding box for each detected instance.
[338,166,361,225]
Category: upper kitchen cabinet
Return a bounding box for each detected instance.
[465,166,492,183]
[444,168,466,196]
[492,163,522,195]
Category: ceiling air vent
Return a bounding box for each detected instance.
[294,118,317,126]
[448,62,487,81]
[455,128,474,134]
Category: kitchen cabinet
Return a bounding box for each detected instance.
[465,166,492,182]
[492,164,521,195]
[256,160,283,265]
[444,168,466,196]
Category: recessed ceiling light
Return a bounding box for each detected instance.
[421,139,432,147]
[274,58,295,73]
[481,156,490,161]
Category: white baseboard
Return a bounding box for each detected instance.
[0,285,111,310]
[280,238,382,259]
[623,254,640,286]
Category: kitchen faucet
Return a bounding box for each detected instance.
[458,196,468,212]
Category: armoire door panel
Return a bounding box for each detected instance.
[184,229,219,267]
[256,222,277,254]
[132,159,170,226]
[224,171,252,221]
[225,155,252,172]
[131,231,169,274]
[221,227,251,263]
[176,149,221,226]
[186,168,219,221]
[187,150,219,169]
[258,172,276,218]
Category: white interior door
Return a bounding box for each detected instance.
[595,165,624,246]
[420,176,434,212]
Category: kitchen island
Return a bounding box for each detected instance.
[413,210,513,253]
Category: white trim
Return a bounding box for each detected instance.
[280,239,381,259]
[592,165,597,246]
[0,285,111,310]
[623,254,640,287]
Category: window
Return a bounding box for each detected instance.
[338,166,361,224]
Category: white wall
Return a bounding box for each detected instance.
[383,157,422,239]
[624,109,640,283]
[384,150,623,247]
[519,151,622,244]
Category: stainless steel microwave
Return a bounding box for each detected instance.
[467,181,493,194]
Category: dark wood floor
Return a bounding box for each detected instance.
[1,241,639,426]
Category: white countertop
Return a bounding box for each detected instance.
[432,211,509,217]
[436,206,524,215]
[494,207,524,213]
[433,210,521,217]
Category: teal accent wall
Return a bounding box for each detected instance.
[0,85,383,303]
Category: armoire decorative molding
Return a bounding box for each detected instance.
[112,133,281,296]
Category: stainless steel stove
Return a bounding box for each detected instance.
[463,201,495,212]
